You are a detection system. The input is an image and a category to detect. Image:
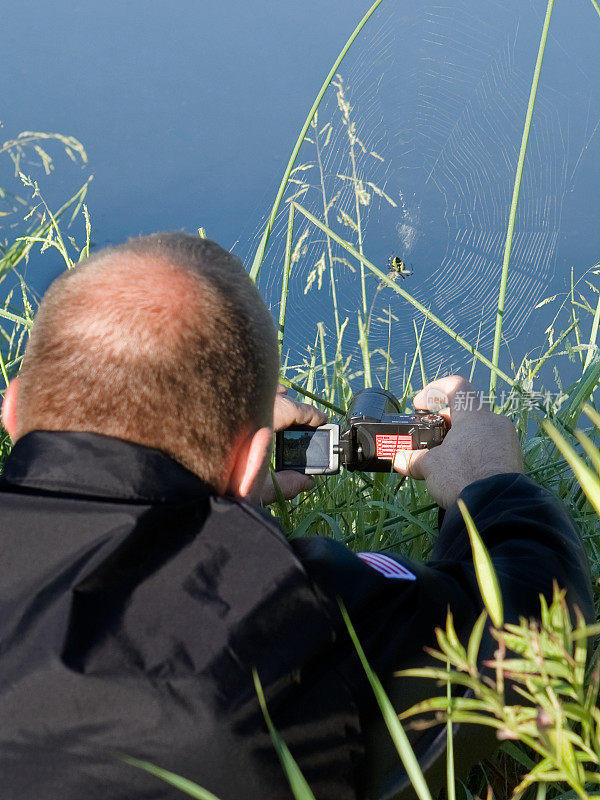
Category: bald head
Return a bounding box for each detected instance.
[64,255,201,355]
[15,233,279,488]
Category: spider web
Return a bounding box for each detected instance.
[245,0,600,390]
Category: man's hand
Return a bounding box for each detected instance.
[260,385,328,506]
[272,384,328,432]
[393,375,524,509]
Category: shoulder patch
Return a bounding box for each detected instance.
[357,552,416,581]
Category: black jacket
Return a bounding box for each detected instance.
[0,431,593,800]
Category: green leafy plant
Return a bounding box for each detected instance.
[0,129,91,461]
[399,584,600,799]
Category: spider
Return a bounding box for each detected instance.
[387,256,412,280]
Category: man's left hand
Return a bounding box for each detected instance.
[260,385,328,505]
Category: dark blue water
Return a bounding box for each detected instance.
[1,0,368,271]
[2,0,600,392]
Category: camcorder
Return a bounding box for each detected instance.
[275,388,447,475]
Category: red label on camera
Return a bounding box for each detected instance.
[375,434,414,458]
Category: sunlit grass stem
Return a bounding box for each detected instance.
[385,307,392,390]
[278,375,344,416]
[584,292,600,372]
[348,115,367,318]
[589,0,600,19]
[340,603,434,800]
[358,312,372,388]
[120,756,222,800]
[413,319,426,389]
[253,670,317,800]
[4,178,91,279]
[278,204,295,355]
[313,117,341,339]
[490,0,555,401]
[446,661,456,800]
[530,316,579,380]
[249,0,386,282]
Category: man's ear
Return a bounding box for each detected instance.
[225,426,272,499]
[2,377,19,440]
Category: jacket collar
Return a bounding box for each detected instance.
[0,430,213,504]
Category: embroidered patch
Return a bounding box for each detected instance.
[357,552,416,581]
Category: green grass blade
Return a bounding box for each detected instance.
[4,177,92,277]
[559,358,600,429]
[249,0,385,282]
[358,311,372,388]
[0,308,30,328]
[269,468,292,534]
[278,375,344,415]
[458,499,503,628]
[253,670,317,800]
[314,117,341,339]
[120,755,223,800]
[446,660,456,800]
[362,501,437,539]
[542,420,600,517]
[385,307,392,389]
[306,334,318,396]
[490,0,555,400]
[588,0,600,19]
[500,741,537,772]
[536,782,548,800]
[574,429,600,476]
[0,345,10,388]
[413,318,427,389]
[400,318,426,407]
[278,204,295,354]
[339,603,434,800]
[317,322,330,395]
[467,610,488,668]
[583,402,600,431]
[80,204,91,261]
[292,510,346,539]
[293,203,515,389]
[530,317,579,381]
[584,292,600,372]
[569,268,586,369]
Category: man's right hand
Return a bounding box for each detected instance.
[259,384,328,506]
[393,375,524,509]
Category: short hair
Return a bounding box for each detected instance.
[15,233,279,488]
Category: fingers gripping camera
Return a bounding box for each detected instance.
[275,388,447,475]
